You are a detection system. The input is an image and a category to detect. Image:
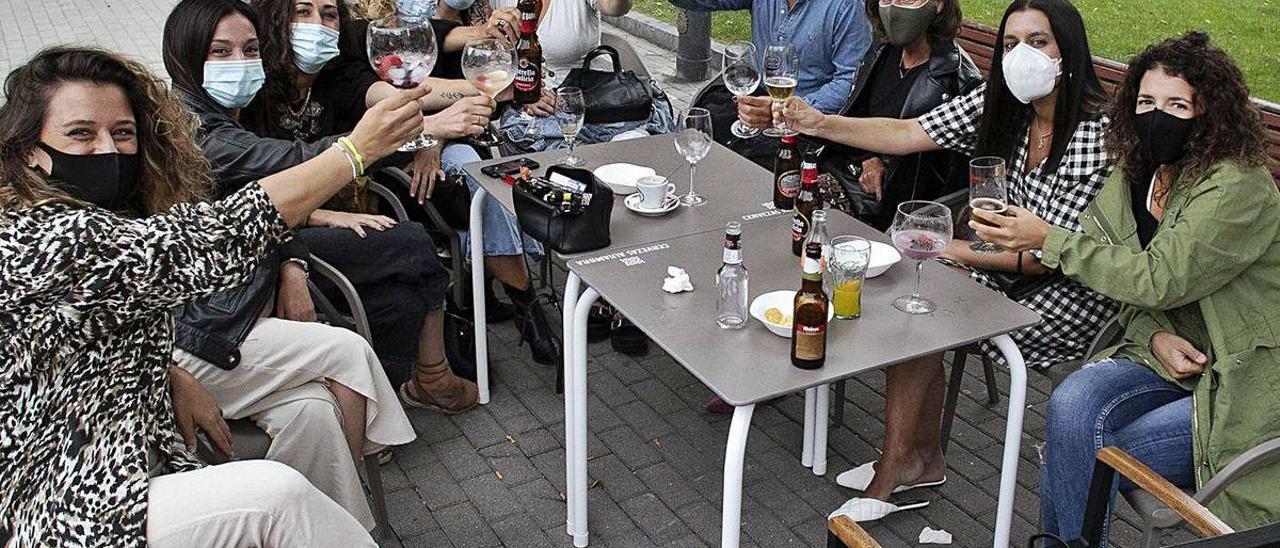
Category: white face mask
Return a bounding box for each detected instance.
[1001,42,1061,104]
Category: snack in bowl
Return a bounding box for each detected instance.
[763,307,792,327]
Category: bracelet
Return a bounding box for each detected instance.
[336,136,365,175]
[282,258,311,278]
[331,142,360,179]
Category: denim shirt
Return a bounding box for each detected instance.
[670,0,871,113]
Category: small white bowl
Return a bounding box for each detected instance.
[866,241,902,278]
[749,290,836,338]
[593,163,655,195]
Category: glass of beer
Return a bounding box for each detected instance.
[830,236,871,320]
[762,43,799,138]
[968,156,1008,254]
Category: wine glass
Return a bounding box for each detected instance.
[968,156,1008,254]
[722,41,761,139]
[674,107,713,207]
[461,38,516,147]
[555,86,586,167]
[367,16,438,150]
[889,200,953,314]
[762,43,799,138]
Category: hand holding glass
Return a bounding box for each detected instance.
[367,16,438,150]
[762,44,799,138]
[555,87,586,167]
[674,108,713,206]
[460,38,516,147]
[722,41,761,139]
[968,156,1008,254]
[890,200,953,314]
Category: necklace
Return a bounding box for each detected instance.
[1032,118,1052,150]
[288,87,313,118]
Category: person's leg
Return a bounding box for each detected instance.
[864,353,946,499]
[147,460,376,548]
[325,381,368,465]
[1039,358,1191,540]
[249,383,376,530]
[403,306,479,412]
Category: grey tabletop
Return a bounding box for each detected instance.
[462,134,793,258]
[567,213,1042,407]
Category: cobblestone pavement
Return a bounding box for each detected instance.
[2,1,1197,546]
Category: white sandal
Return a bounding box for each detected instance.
[835,461,947,493]
[829,497,930,522]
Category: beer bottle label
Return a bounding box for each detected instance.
[515,58,538,92]
[723,248,742,265]
[791,211,809,244]
[793,323,826,360]
[777,170,800,198]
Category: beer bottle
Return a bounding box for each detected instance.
[773,136,800,210]
[513,0,543,105]
[715,222,749,330]
[791,147,820,256]
[791,242,828,370]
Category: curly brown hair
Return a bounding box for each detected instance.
[1107,31,1270,188]
[245,0,354,136]
[0,47,211,214]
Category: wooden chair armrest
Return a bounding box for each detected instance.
[1096,447,1233,538]
[827,515,882,548]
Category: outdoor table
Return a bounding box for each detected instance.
[463,135,1040,547]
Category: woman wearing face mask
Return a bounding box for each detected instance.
[0,46,425,545]
[248,0,563,367]
[971,32,1279,543]
[818,0,981,230]
[781,0,1116,505]
[163,0,423,530]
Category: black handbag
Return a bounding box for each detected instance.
[559,46,653,124]
[513,166,613,254]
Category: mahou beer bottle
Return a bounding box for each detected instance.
[791,242,828,370]
[513,0,543,105]
[773,136,800,209]
[790,147,820,256]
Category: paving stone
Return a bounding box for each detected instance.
[739,496,808,546]
[629,378,687,415]
[434,502,503,548]
[518,388,569,426]
[491,513,556,548]
[380,461,412,493]
[635,462,703,512]
[410,459,470,511]
[614,399,676,441]
[587,488,646,543]
[408,408,465,444]
[638,353,700,391]
[654,433,718,477]
[548,422,610,460]
[385,486,440,538]
[460,473,524,520]
[598,426,664,470]
[511,478,568,530]
[530,448,570,493]
[452,408,511,450]
[400,528,455,548]
[619,493,693,544]
[591,453,649,502]
[747,477,820,528]
[484,449,543,487]
[587,369,640,405]
[434,436,494,480]
[485,388,544,435]
[396,437,443,471]
[514,427,562,457]
[586,392,628,434]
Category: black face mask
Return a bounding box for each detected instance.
[1133,109,1198,166]
[37,142,140,209]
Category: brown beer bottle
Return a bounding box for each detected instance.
[790,147,820,256]
[791,242,828,370]
[513,0,543,105]
[773,135,800,210]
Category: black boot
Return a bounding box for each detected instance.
[512,292,560,366]
[485,279,515,323]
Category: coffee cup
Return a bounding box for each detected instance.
[636,175,675,209]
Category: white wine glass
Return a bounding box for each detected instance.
[555,86,586,167]
[889,200,953,314]
[461,38,516,147]
[367,16,438,150]
[674,107,713,207]
[722,41,761,139]
[762,43,799,138]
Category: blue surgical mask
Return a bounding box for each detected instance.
[290,23,341,74]
[443,0,476,11]
[397,0,437,22]
[202,59,266,109]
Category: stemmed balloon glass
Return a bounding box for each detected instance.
[722,41,761,139]
[367,16,438,150]
[674,107,713,206]
[555,86,586,167]
[889,200,953,314]
[461,38,516,147]
[762,43,799,138]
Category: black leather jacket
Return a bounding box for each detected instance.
[821,39,982,229]
[173,90,322,370]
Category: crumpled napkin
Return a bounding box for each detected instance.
[919,527,952,544]
[662,266,694,293]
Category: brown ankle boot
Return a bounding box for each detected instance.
[399,359,478,414]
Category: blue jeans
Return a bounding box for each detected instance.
[1040,357,1195,545]
[496,87,676,153]
[440,143,543,262]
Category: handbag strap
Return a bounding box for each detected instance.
[580,45,624,72]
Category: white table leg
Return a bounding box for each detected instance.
[990,334,1027,548]
[570,287,599,548]
[802,387,816,468]
[721,403,756,548]
[562,272,581,536]
[813,384,828,476]
[469,188,490,405]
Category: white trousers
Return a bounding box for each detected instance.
[147,460,376,548]
[174,318,416,530]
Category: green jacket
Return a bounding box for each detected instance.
[1040,160,1280,530]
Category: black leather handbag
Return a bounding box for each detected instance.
[513,166,614,254]
[559,46,653,124]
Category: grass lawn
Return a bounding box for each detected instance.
[631,0,1280,102]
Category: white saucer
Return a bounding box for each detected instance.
[594,163,656,194]
[624,193,679,216]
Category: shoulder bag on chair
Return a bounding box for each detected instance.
[559,46,653,124]
[513,166,614,254]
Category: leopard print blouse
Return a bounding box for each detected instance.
[0,183,288,546]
